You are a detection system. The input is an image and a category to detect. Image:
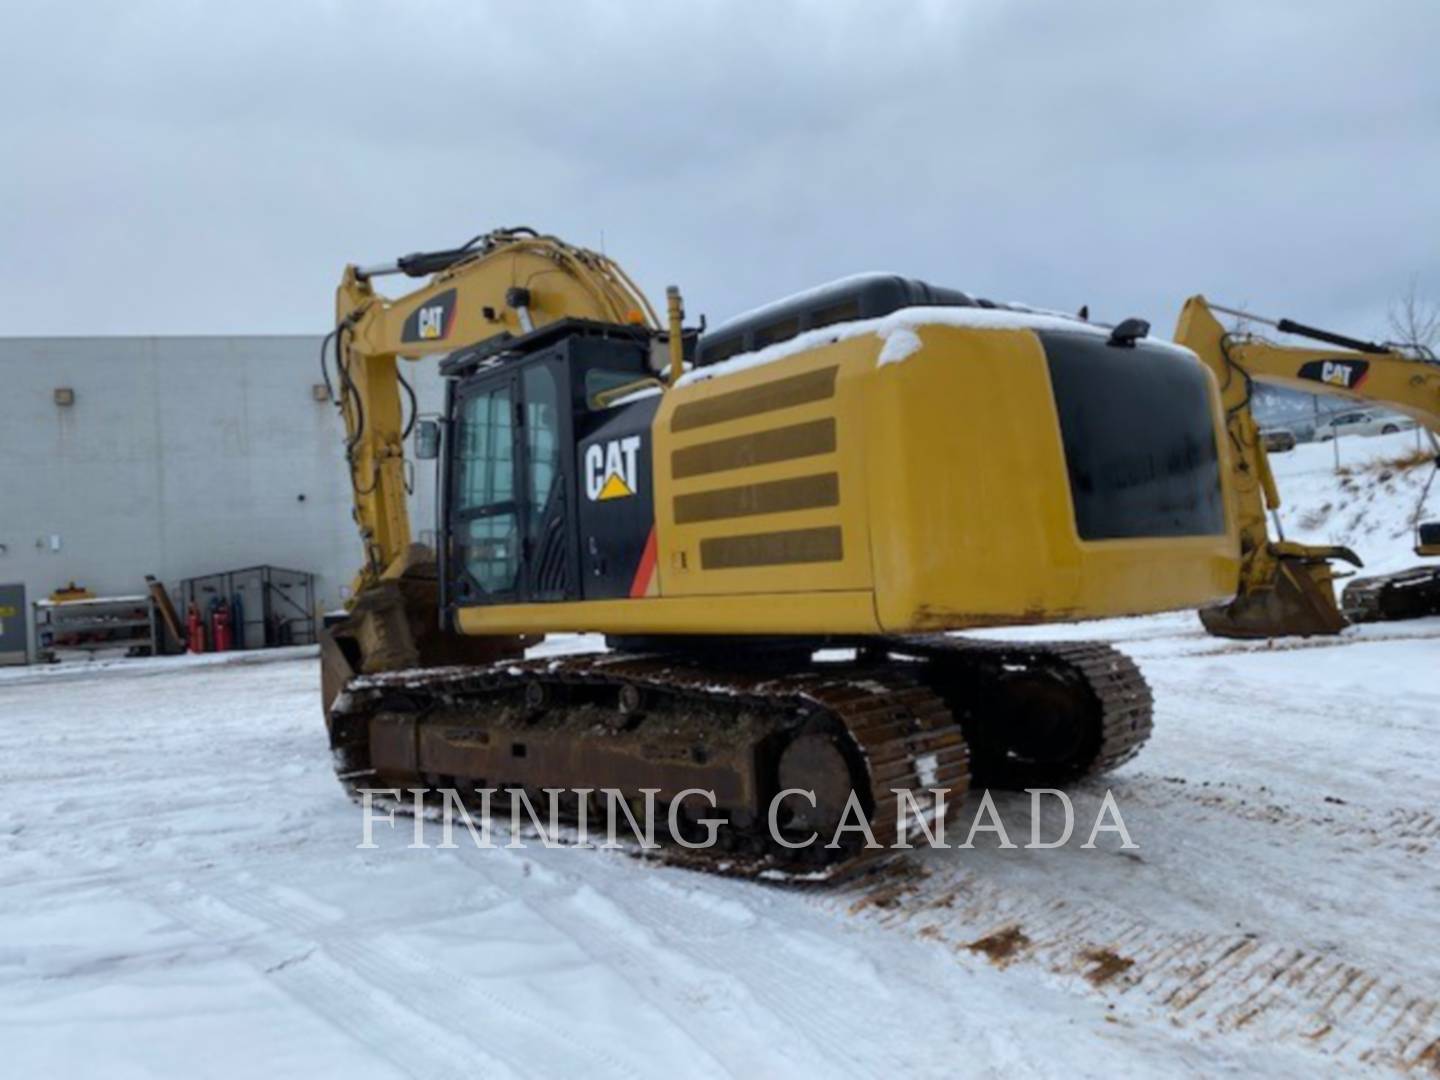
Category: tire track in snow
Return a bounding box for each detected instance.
[518,873,819,1078]
[340,848,743,1079]
[213,878,643,1080]
[841,857,1440,1073]
[1113,773,1440,858]
[567,869,905,1077]
[138,880,510,1079]
[446,846,954,1076]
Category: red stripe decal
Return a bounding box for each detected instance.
[629,526,658,598]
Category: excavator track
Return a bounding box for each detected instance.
[327,635,1151,880]
[1340,566,1440,623]
[879,635,1153,789]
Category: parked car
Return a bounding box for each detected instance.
[1261,427,1297,452]
[1313,409,1417,441]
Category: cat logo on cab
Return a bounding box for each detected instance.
[586,436,641,501]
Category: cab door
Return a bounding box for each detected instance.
[516,361,574,601]
[450,373,523,605]
[448,360,577,608]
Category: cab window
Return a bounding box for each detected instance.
[585,369,649,410]
[523,366,560,515]
[454,384,518,595]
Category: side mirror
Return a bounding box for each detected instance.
[414,418,441,460]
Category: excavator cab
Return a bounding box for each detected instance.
[436,321,669,616]
[321,320,673,718]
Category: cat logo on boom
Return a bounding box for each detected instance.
[417,305,446,339]
[400,288,457,343]
[1298,357,1370,391]
[585,436,641,501]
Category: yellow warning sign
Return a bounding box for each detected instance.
[597,472,634,500]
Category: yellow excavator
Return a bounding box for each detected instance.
[319,226,1242,877]
[1174,297,1440,636]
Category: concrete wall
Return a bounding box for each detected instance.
[0,336,444,658]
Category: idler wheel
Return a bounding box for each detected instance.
[971,671,1100,788]
[776,732,859,836]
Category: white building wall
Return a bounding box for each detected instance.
[0,335,444,658]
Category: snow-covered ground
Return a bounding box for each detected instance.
[3,432,1437,1078]
[1269,427,1437,577]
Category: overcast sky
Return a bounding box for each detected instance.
[1,1,1436,341]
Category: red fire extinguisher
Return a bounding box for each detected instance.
[186,603,207,653]
[211,599,233,652]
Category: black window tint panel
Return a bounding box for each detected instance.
[1041,331,1225,540]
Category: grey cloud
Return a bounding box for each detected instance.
[0,0,1435,340]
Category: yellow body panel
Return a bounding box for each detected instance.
[862,326,1237,629]
[654,339,877,598]
[458,319,1241,637]
[457,591,879,636]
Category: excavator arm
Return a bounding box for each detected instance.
[1174,295,1440,637]
[320,228,657,713]
[331,227,657,592]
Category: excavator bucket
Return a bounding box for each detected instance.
[1199,551,1354,639]
[320,545,529,726]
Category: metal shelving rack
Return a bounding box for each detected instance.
[32,594,159,662]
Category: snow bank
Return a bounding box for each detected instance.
[0,643,319,685]
[1270,428,1438,576]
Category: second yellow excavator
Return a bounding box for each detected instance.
[1174,297,1440,637]
[319,227,1242,877]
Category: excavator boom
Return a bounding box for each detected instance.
[320,229,658,712]
[332,227,656,590]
